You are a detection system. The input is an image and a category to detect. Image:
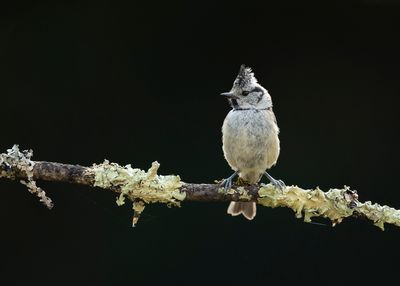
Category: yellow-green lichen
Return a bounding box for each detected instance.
[217,186,252,201]
[133,200,146,213]
[258,184,354,226]
[131,200,146,227]
[92,160,185,207]
[258,184,400,230]
[357,201,400,230]
[218,187,225,194]
[237,187,252,200]
[218,187,236,195]
[116,193,126,206]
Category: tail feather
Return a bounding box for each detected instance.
[227,202,256,220]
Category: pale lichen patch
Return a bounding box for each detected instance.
[91,160,185,207]
[216,186,252,201]
[257,184,400,230]
[258,184,354,226]
[0,145,53,209]
[132,200,146,227]
[237,187,252,200]
[357,201,400,231]
[133,200,146,213]
[116,193,126,206]
[218,188,225,194]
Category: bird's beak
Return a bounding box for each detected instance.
[221,92,237,99]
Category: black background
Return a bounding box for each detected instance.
[1,0,400,285]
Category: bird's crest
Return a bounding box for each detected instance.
[234,64,258,88]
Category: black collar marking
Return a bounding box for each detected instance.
[233,107,271,111]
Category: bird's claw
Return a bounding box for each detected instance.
[223,178,233,191]
[264,172,285,190]
[221,171,239,191]
[271,178,286,190]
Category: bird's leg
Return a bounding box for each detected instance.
[221,171,239,191]
[264,172,285,189]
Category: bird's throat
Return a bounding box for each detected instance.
[230,99,239,109]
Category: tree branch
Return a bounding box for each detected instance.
[1,145,399,230]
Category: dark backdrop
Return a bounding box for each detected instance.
[1,0,400,285]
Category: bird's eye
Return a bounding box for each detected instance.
[242,91,249,96]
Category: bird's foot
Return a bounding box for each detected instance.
[221,171,239,191]
[264,172,285,190]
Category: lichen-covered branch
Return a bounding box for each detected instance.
[0,145,53,209]
[1,145,399,230]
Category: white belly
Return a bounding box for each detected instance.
[222,109,280,184]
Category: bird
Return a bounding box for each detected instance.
[221,64,284,220]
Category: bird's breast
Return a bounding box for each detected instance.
[222,110,280,182]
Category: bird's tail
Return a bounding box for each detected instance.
[227,202,256,220]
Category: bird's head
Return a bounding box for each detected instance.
[221,65,272,110]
